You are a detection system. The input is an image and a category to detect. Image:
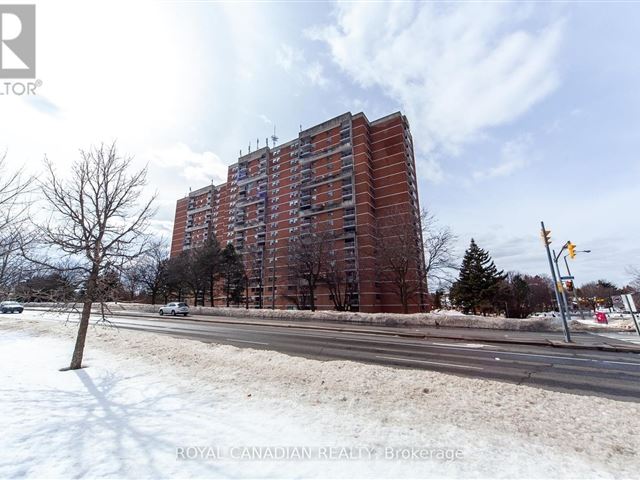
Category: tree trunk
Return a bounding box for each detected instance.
[192,288,199,306]
[400,285,409,314]
[309,283,316,312]
[69,269,98,370]
[151,290,156,305]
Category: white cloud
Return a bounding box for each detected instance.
[472,134,532,181]
[312,2,563,173]
[305,62,329,87]
[275,44,304,72]
[418,157,446,184]
[145,143,228,187]
[275,43,330,88]
[136,143,229,237]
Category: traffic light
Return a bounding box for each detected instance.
[567,242,576,259]
[541,228,552,246]
[566,280,574,291]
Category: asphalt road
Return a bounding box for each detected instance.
[18,310,640,402]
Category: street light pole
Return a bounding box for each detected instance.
[541,221,571,342]
[554,247,572,321]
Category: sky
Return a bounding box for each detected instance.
[1,0,639,287]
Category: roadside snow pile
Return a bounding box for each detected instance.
[110,302,635,333]
[1,318,639,479]
[25,302,634,332]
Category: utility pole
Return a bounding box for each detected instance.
[541,221,571,342]
[553,247,572,321]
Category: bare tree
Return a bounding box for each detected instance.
[120,261,143,301]
[137,239,169,305]
[176,248,206,306]
[31,143,155,370]
[375,209,426,313]
[421,209,458,289]
[578,279,619,310]
[15,268,78,303]
[321,237,357,311]
[0,152,34,295]
[627,266,640,292]
[165,254,188,303]
[523,274,555,312]
[287,223,333,311]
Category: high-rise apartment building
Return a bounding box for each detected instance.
[170,111,426,313]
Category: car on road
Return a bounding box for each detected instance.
[1,301,24,314]
[158,302,189,316]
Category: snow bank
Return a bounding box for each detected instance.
[24,302,635,332]
[1,318,639,479]
[110,303,635,333]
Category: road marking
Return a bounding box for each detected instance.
[431,342,488,348]
[225,338,269,346]
[410,342,640,365]
[375,355,483,370]
[602,360,640,366]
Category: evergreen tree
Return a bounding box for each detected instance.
[450,239,505,315]
[221,243,246,307]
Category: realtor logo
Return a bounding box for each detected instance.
[0,4,35,78]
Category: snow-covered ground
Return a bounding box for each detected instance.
[1,318,639,479]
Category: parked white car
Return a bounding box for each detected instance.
[158,302,189,316]
[0,301,23,314]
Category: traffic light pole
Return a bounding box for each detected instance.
[541,221,571,342]
[553,248,572,321]
[564,255,585,319]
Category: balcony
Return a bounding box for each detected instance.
[187,203,211,214]
[236,194,266,207]
[236,171,267,187]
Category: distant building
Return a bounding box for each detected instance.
[170,111,426,312]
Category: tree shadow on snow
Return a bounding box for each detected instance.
[1,369,226,478]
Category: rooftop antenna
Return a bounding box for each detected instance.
[257,137,260,149]
[271,125,278,147]
[265,137,269,149]
[239,149,242,156]
[299,124,302,132]
[248,142,251,153]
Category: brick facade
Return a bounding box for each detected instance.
[170,111,427,313]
